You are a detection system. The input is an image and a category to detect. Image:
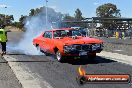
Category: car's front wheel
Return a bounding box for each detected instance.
[55,51,64,62]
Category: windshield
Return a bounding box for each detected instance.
[53,28,87,38]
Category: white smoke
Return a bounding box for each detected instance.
[19,14,53,54]
[7,7,63,55]
[10,8,58,55]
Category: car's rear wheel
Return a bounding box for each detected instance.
[55,51,64,62]
[36,45,43,54]
[36,45,50,56]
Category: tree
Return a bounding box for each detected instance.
[12,15,27,29]
[62,9,86,27]
[62,14,75,27]
[5,15,14,25]
[19,15,27,23]
[0,14,14,26]
[29,6,63,23]
[74,8,83,21]
[29,9,36,16]
[74,8,86,27]
[96,3,121,29]
[63,14,75,21]
[96,3,121,17]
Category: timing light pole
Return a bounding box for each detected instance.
[45,0,48,29]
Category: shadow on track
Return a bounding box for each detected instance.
[61,56,116,65]
[6,53,26,55]
[2,54,54,63]
[7,60,54,63]
[2,53,116,65]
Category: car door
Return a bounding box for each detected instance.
[41,31,53,53]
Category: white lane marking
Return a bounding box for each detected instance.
[3,55,53,88]
[113,50,123,52]
[97,51,132,65]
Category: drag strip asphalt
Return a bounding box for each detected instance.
[3,54,132,88]
[2,32,132,88]
[3,55,53,88]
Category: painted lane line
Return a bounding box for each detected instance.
[3,55,53,88]
[97,51,132,65]
[113,50,123,52]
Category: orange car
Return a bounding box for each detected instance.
[33,28,104,62]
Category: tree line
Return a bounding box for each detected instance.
[0,3,122,29]
[0,14,14,26]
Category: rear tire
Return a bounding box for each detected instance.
[36,45,46,55]
[55,51,64,62]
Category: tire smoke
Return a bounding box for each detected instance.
[9,7,61,55]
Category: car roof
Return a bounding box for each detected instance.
[46,28,74,32]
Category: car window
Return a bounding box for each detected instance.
[44,32,52,39]
[54,31,62,37]
[44,32,48,38]
[48,32,52,39]
[54,30,67,38]
[72,30,81,36]
[54,32,58,37]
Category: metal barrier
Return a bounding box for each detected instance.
[88,29,132,39]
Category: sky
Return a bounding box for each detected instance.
[0,0,132,21]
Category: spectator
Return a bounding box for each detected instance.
[129,30,132,39]
[122,31,125,39]
[0,25,8,55]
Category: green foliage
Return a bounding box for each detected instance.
[29,8,42,16]
[19,15,27,24]
[62,14,75,27]
[29,9,36,16]
[0,14,14,26]
[62,8,85,27]
[63,14,75,21]
[12,22,21,28]
[13,7,85,29]
[74,8,83,21]
[96,3,122,29]
[28,6,63,23]
[96,3,121,17]
[13,15,27,29]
